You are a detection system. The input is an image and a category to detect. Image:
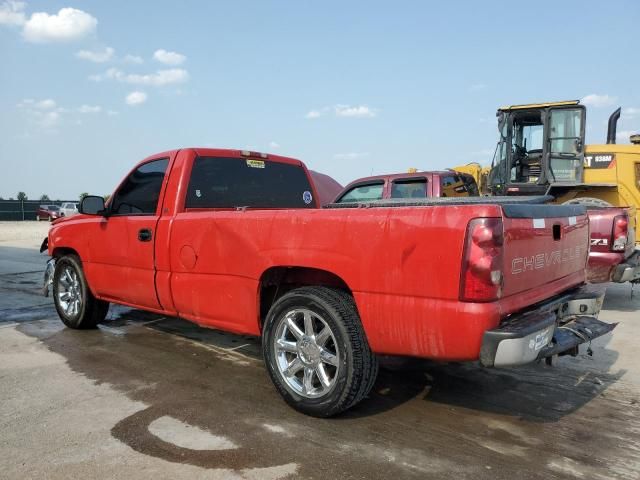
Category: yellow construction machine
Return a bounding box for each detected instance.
[453,100,640,241]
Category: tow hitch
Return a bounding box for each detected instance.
[537,316,617,363]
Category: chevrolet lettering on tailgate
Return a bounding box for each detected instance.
[511,244,588,275]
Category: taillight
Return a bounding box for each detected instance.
[612,214,629,252]
[460,218,504,302]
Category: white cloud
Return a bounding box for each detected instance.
[34,98,56,110]
[88,74,102,82]
[0,1,26,26]
[469,83,487,92]
[268,141,280,149]
[106,67,189,86]
[78,104,101,113]
[124,54,143,64]
[153,49,186,65]
[76,47,114,63]
[334,104,377,118]
[306,104,378,119]
[616,130,638,142]
[126,91,147,106]
[581,94,617,108]
[22,7,97,43]
[333,152,370,160]
[107,110,118,116]
[305,109,323,119]
[17,98,63,131]
[622,107,640,120]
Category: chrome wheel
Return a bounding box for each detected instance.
[273,308,340,398]
[57,266,82,317]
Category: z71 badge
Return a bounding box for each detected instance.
[584,153,615,169]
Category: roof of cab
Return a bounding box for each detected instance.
[139,147,304,167]
[341,170,471,188]
[498,100,580,111]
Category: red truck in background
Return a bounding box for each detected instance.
[42,148,615,416]
[337,172,640,285]
[586,207,639,283]
[333,170,478,204]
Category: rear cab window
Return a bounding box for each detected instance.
[186,156,315,209]
[390,178,428,199]
[335,181,384,203]
[439,174,478,197]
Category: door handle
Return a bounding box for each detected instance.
[138,228,153,242]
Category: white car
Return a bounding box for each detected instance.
[59,202,78,217]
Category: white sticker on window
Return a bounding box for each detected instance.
[302,191,313,204]
[568,216,576,226]
[195,189,202,198]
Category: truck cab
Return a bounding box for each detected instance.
[488,101,586,196]
[333,170,479,203]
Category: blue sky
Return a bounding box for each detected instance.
[1,0,639,200]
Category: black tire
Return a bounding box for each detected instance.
[262,286,378,417]
[563,197,613,208]
[52,254,109,329]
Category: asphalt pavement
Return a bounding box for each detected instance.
[1,222,639,479]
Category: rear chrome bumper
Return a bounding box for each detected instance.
[480,284,615,367]
[612,250,640,283]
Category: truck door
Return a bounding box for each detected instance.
[544,106,586,184]
[85,157,170,309]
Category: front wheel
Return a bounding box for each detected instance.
[53,254,109,329]
[263,287,378,417]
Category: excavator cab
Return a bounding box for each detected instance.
[488,101,586,195]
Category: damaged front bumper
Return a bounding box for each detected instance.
[480,285,615,367]
[42,258,55,297]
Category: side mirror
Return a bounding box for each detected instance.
[79,196,106,215]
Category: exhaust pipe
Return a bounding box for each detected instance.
[607,107,621,144]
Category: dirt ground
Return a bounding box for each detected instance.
[1,221,639,479]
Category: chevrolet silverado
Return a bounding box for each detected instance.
[42,148,615,416]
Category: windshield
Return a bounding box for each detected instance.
[49,206,60,211]
[337,182,384,203]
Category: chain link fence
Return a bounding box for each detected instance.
[0,200,77,221]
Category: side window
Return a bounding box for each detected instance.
[440,175,470,198]
[461,176,479,196]
[111,158,169,215]
[186,157,315,209]
[336,182,384,203]
[390,179,427,199]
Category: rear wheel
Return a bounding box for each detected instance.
[53,254,109,329]
[563,197,613,208]
[263,286,378,417]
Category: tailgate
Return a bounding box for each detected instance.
[501,204,589,298]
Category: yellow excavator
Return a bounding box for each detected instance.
[454,100,640,241]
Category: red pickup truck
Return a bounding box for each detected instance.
[586,207,639,283]
[43,148,615,416]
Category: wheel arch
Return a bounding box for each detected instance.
[257,266,352,331]
[52,246,81,259]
